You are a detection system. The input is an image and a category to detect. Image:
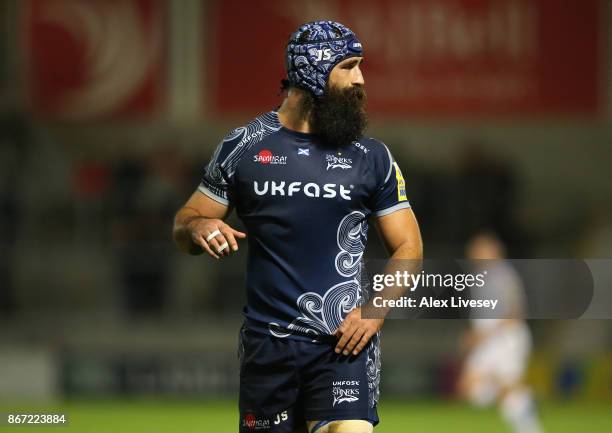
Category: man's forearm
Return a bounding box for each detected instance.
[173,208,207,255]
[389,239,423,261]
[364,239,423,319]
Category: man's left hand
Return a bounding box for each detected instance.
[333,307,384,356]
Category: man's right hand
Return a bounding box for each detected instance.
[173,189,246,258]
[186,217,247,259]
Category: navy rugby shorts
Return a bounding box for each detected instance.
[238,325,381,432]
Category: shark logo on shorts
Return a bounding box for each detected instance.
[332,380,360,406]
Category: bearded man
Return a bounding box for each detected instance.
[173,20,422,433]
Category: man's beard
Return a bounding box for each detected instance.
[308,84,368,148]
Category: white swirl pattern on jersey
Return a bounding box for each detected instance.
[269,279,360,338]
[335,211,368,277]
[268,211,367,339]
[204,112,281,199]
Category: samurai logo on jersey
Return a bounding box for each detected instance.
[253,149,287,165]
[332,380,360,406]
[326,154,352,170]
[242,413,270,430]
[254,181,352,200]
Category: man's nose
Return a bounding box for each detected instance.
[352,67,364,86]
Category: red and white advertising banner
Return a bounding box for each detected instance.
[209,0,603,118]
[25,0,166,120]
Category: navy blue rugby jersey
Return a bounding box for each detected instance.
[199,111,410,341]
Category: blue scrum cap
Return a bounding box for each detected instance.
[285,20,363,97]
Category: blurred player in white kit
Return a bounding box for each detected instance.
[458,232,544,433]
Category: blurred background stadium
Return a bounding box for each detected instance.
[0,0,611,432]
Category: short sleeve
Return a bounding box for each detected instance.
[198,128,244,206]
[198,111,283,206]
[369,141,411,217]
